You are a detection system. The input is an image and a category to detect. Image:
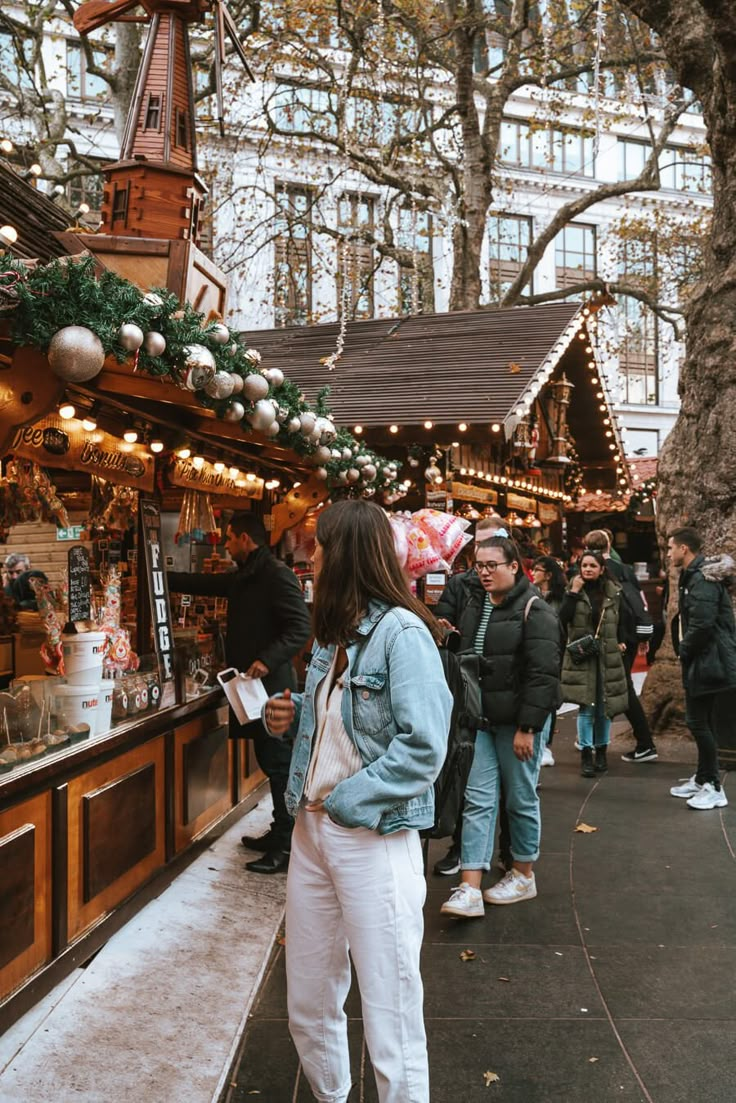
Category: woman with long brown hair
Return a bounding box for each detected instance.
[264,499,452,1103]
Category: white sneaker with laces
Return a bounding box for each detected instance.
[670,775,702,799]
[440,882,485,918]
[483,869,537,905]
[686,783,728,810]
[541,746,555,767]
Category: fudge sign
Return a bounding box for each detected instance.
[139,499,174,681]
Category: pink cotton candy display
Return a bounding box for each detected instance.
[411,509,472,567]
[404,524,446,578]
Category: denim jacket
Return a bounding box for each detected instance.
[272,601,452,834]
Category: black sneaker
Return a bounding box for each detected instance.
[241,829,278,851]
[433,845,461,876]
[621,747,658,763]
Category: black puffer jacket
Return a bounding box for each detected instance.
[434,569,484,626]
[455,574,561,731]
[672,554,736,697]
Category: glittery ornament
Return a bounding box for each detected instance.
[143,331,166,357]
[223,400,246,422]
[118,323,145,351]
[245,348,262,365]
[204,371,236,400]
[243,373,270,401]
[277,405,289,422]
[182,344,216,376]
[227,343,239,358]
[248,399,278,431]
[209,323,230,344]
[347,468,360,483]
[287,417,301,433]
[47,326,105,382]
[264,367,285,388]
[230,373,244,394]
[299,412,317,436]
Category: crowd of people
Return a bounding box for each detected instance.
[162,503,735,1103]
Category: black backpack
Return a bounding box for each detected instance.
[606,559,653,644]
[422,634,485,840]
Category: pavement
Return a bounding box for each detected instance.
[227,716,736,1103]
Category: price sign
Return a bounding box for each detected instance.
[67,545,91,625]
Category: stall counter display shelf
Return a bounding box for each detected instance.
[172,550,230,630]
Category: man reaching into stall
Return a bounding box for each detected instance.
[168,512,311,873]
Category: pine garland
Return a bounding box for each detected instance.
[1,257,401,498]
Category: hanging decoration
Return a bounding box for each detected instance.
[389,510,472,580]
[175,489,220,544]
[626,476,657,518]
[563,434,584,502]
[1,256,402,500]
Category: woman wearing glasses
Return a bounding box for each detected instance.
[441,535,561,918]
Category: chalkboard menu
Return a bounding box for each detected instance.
[140,499,175,683]
[67,545,91,624]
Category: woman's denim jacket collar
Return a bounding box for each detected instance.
[272,600,452,835]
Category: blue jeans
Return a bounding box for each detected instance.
[576,701,611,748]
[461,725,544,869]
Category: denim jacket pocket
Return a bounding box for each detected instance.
[349,672,392,736]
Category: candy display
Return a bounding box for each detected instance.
[98,567,139,674]
[388,509,472,580]
[0,461,69,529]
[175,489,219,544]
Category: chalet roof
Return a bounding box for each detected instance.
[240,302,582,428]
[0,163,70,262]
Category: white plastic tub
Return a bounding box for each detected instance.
[62,632,107,685]
[53,682,100,736]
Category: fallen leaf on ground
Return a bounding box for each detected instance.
[575,822,598,833]
[497,976,510,982]
[460,949,476,962]
[589,1057,599,1064]
[484,1070,500,1086]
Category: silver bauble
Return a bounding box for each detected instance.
[264,420,281,438]
[408,456,420,467]
[331,449,342,460]
[47,326,105,382]
[245,348,262,365]
[315,466,328,480]
[118,323,144,352]
[264,367,285,388]
[424,464,442,482]
[314,445,332,464]
[321,419,337,442]
[223,400,246,422]
[204,371,236,400]
[347,468,360,483]
[248,399,278,431]
[299,412,317,436]
[227,343,239,358]
[143,330,166,357]
[243,373,270,401]
[309,428,322,445]
[143,292,164,308]
[341,447,353,461]
[363,487,376,498]
[210,323,230,345]
[355,455,369,467]
[183,344,216,372]
[362,463,377,481]
[287,417,301,433]
[335,470,349,485]
[230,372,244,394]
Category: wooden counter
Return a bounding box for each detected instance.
[0,690,264,1026]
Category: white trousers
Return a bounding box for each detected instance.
[285,810,429,1103]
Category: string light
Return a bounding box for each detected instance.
[458,422,468,432]
[192,455,205,469]
[81,415,97,432]
[150,439,164,453]
[389,424,399,434]
[59,402,76,420]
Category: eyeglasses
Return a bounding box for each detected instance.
[474,560,507,574]
[6,568,23,576]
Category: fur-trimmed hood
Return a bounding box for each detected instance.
[700,554,736,584]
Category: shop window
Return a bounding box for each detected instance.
[554,223,597,292]
[337,193,376,320]
[486,213,532,302]
[274,184,313,327]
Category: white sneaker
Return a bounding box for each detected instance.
[440,883,485,918]
[686,783,728,810]
[541,746,555,767]
[483,869,537,905]
[670,775,702,799]
[574,740,582,751]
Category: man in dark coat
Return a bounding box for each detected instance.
[168,512,311,872]
[668,527,736,810]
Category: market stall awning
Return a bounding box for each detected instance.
[240,302,581,429]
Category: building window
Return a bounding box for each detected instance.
[337,193,376,320]
[659,146,712,193]
[67,160,109,219]
[0,31,34,90]
[397,206,433,314]
[274,184,313,327]
[66,40,112,101]
[499,118,533,168]
[486,213,532,302]
[111,182,129,226]
[175,108,189,150]
[545,128,595,176]
[554,223,597,292]
[271,83,337,139]
[619,238,658,406]
[618,139,652,181]
[144,94,162,131]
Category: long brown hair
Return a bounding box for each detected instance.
[312,500,443,646]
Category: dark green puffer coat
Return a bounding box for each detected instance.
[673,554,736,697]
[455,574,561,731]
[559,579,628,717]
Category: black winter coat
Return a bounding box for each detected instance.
[673,554,736,697]
[168,545,312,706]
[434,569,484,626]
[454,574,561,731]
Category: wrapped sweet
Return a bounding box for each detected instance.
[411,509,472,567]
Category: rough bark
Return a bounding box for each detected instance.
[618,0,736,736]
